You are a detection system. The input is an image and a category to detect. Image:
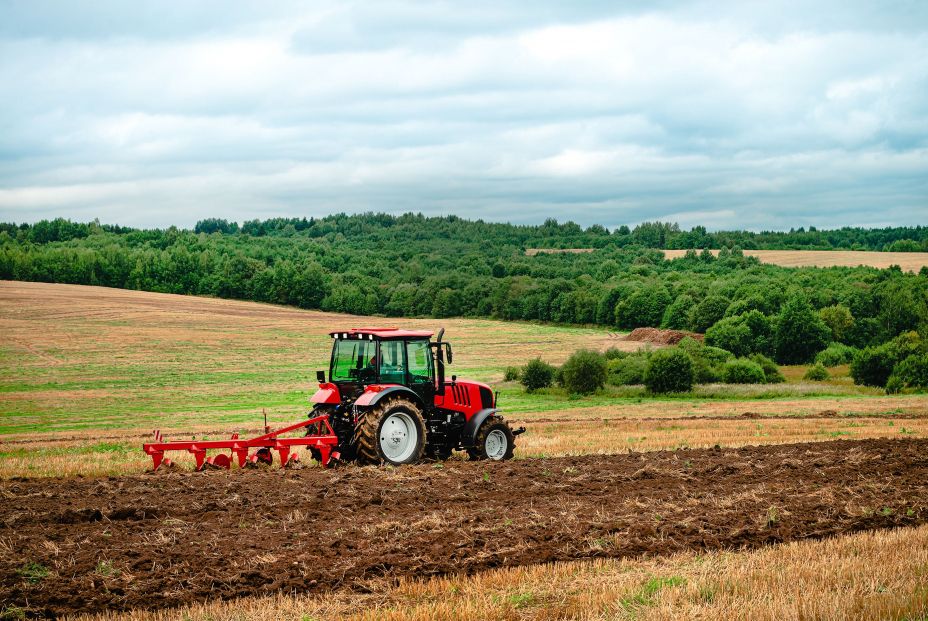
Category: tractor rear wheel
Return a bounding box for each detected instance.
[353,398,426,466]
[468,416,515,461]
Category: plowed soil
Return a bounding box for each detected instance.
[3,438,927,617]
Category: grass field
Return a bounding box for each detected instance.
[2,280,927,477]
[526,247,928,271]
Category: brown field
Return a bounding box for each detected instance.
[662,248,928,271]
[3,439,926,617]
[525,248,928,271]
[2,281,928,620]
[72,523,928,621]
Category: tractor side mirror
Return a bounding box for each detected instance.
[316,370,326,383]
[445,342,453,364]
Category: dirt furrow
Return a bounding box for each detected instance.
[1,438,927,617]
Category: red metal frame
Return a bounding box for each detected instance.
[143,413,340,471]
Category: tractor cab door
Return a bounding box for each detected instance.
[404,339,435,405]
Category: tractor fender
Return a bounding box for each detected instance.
[310,382,341,405]
[354,385,423,409]
[462,408,499,447]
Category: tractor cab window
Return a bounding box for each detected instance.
[378,340,406,384]
[406,339,433,384]
[330,338,377,382]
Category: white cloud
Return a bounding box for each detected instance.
[0,1,926,229]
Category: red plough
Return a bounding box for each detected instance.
[143,413,339,471]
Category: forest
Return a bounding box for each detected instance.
[1,213,927,386]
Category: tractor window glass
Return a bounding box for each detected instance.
[378,341,406,384]
[406,340,432,384]
[331,338,376,382]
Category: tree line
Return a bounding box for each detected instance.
[1,213,926,375]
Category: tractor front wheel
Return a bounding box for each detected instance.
[468,416,515,461]
[353,398,426,466]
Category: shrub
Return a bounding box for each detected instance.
[773,294,831,364]
[851,345,897,387]
[851,331,923,387]
[721,358,766,384]
[815,342,858,367]
[503,366,521,382]
[644,348,694,393]
[607,354,649,385]
[749,353,786,383]
[689,294,730,333]
[677,336,732,383]
[560,349,608,395]
[603,347,625,360]
[891,353,928,389]
[885,375,904,394]
[520,358,556,392]
[691,356,722,383]
[804,363,830,381]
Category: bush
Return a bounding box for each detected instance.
[815,343,858,367]
[520,358,556,392]
[503,366,521,381]
[803,363,830,381]
[603,347,625,360]
[885,375,904,394]
[749,353,786,383]
[891,353,928,389]
[607,354,649,385]
[851,331,923,387]
[773,294,831,364]
[560,349,608,395]
[644,348,694,393]
[721,358,766,384]
[677,336,733,383]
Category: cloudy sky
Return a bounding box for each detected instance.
[0,1,926,230]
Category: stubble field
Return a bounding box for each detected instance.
[1,281,927,620]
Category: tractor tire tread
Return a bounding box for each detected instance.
[352,397,426,466]
[469,415,515,461]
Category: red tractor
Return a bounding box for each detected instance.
[144,327,522,470]
[309,327,523,465]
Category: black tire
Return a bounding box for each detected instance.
[468,416,515,461]
[352,398,426,466]
[307,405,336,463]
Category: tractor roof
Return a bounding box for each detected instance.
[329,327,434,340]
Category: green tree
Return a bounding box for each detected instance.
[689,295,730,332]
[819,305,855,343]
[773,294,831,364]
[661,294,694,330]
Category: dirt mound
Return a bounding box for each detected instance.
[2,438,927,617]
[623,327,704,345]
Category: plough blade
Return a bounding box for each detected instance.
[143,414,339,472]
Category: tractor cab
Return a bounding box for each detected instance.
[324,328,440,403]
